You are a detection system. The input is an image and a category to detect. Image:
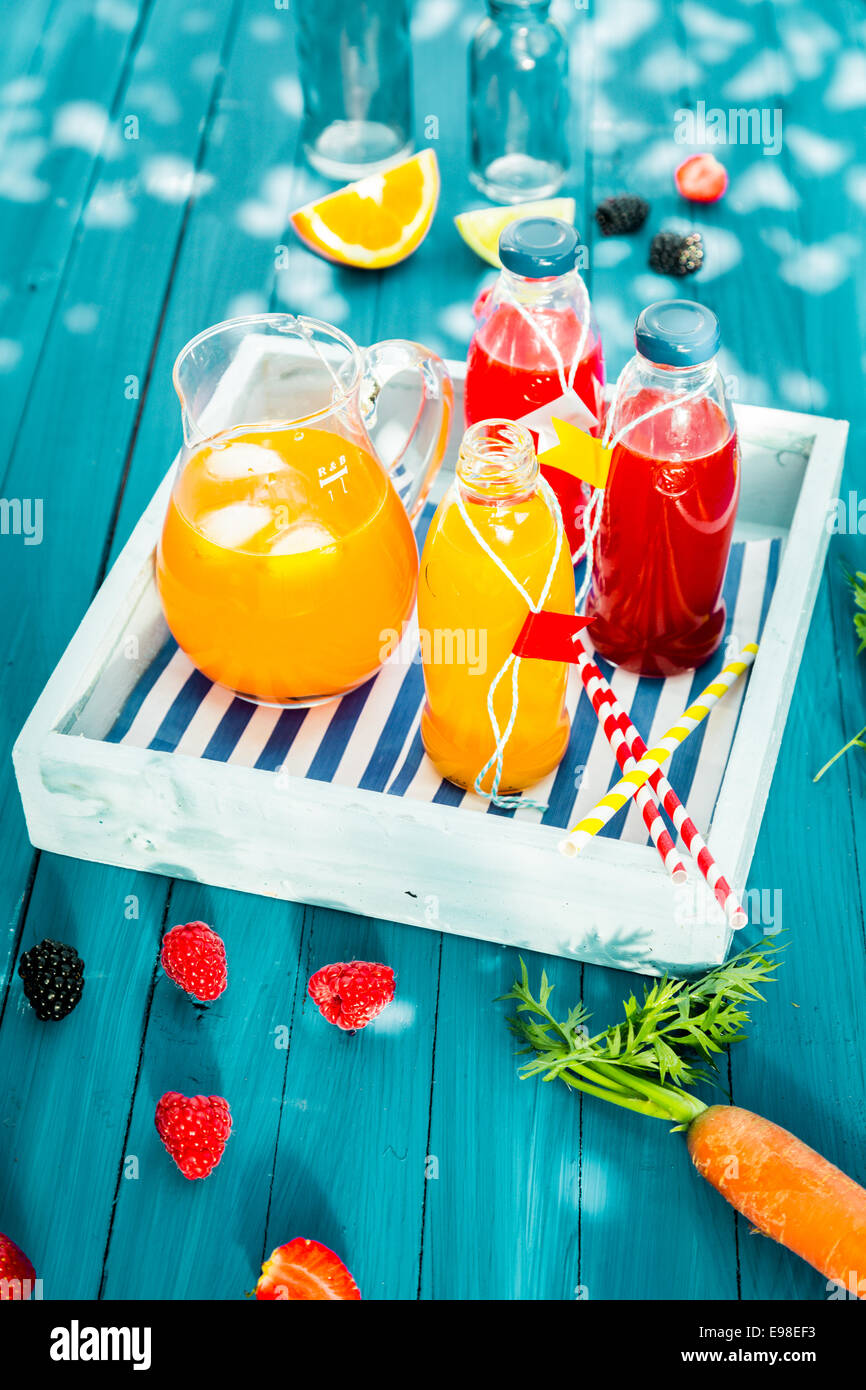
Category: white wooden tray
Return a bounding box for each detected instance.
[13,355,847,975]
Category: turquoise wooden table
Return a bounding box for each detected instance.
[1,0,864,1302]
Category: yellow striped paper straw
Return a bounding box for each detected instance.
[558,643,759,858]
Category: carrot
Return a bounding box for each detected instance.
[687,1105,866,1296]
[503,941,866,1296]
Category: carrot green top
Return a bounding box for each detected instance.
[502,939,782,1129]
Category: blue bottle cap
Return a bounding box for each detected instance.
[634,299,721,366]
[499,217,579,277]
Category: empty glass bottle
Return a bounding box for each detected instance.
[295,0,414,179]
[469,0,569,203]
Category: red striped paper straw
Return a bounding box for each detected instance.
[574,642,748,929]
[575,658,687,883]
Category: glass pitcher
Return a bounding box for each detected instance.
[156,314,453,707]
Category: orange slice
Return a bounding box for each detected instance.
[290,150,440,270]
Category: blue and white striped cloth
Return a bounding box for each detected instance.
[109,511,779,844]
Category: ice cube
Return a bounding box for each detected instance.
[268,521,336,555]
[198,502,274,550]
[206,442,287,481]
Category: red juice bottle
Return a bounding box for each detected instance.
[585,300,739,678]
[464,217,605,553]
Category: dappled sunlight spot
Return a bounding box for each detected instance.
[437,301,476,343]
[275,255,349,323]
[779,371,829,412]
[191,52,220,85]
[411,0,460,41]
[762,227,858,294]
[826,51,866,111]
[63,304,100,334]
[576,1154,610,1217]
[585,0,658,51]
[716,349,769,406]
[594,293,637,353]
[778,13,839,82]
[785,125,852,176]
[237,165,296,238]
[272,75,302,118]
[590,96,649,156]
[0,107,41,138]
[0,340,23,372]
[844,167,866,209]
[637,44,703,92]
[249,15,285,43]
[83,182,136,228]
[369,1000,415,1033]
[53,101,119,157]
[679,2,752,55]
[143,155,214,204]
[225,291,270,319]
[0,76,45,104]
[93,0,138,32]
[0,139,49,203]
[630,137,680,182]
[180,9,214,33]
[730,161,799,213]
[129,81,182,125]
[592,238,633,269]
[723,50,793,102]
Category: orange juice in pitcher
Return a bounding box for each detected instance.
[156,315,452,706]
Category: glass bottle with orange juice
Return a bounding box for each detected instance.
[417,419,575,797]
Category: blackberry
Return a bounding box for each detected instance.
[594,194,650,236]
[19,939,85,1021]
[649,230,704,276]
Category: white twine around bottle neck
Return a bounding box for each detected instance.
[454,473,565,810]
[500,269,592,400]
[574,365,708,613]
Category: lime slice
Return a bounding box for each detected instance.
[454,198,577,267]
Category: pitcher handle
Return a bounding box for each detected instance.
[360,340,453,520]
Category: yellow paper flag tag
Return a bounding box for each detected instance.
[539,417,612,491]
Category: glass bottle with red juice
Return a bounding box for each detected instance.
[585,300,739,678]
[464,217,605,553]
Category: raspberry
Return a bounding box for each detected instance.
[594,194,650,236]
[18,939,84,1021]
[649,230,704,276]
[0,1233,37,1300]
[256,1238,361,1301]
[675,153,728,203]
[155,1092,232,1180]
[161,921,227,1001]
[308,960,395,1031]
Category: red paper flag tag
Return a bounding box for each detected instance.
[513,611,593,663]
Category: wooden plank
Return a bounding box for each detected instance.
[0,859,168,1297]
[0,0,151,471]
[264,909,440,1301]
[731,0,866,1300]
[100,881,307,1299]
[0,0,238,991]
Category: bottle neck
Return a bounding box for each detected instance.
[499,265,580,309]
[633,352,718,391]
[457,419,539,502]
[488,0,551,18]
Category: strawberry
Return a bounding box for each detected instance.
[674,153,728,203]
[308,960,395,1031]
[0,1233,36,1299]
[255,1239,361,1300]
[161,920,227,1001]
[155,1092,232,1180]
